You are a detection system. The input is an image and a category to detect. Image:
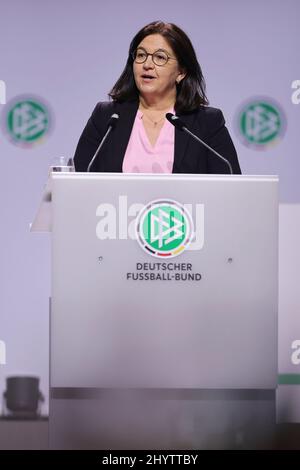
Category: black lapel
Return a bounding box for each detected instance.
[111,100,139,171]
[173,111,198,172]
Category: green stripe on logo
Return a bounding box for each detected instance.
[278,374,300,385]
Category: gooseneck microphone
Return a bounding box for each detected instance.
[166,113,233,174]
[87,113,119,172]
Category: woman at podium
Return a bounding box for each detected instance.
[74,21,241,175]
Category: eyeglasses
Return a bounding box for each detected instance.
[132,47,177,67]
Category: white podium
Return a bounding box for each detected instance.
[32,172,278,449]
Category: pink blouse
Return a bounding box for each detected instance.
[122,109,175,173]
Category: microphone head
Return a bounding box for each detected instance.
[165,112,185,130]
[108,113,119,129]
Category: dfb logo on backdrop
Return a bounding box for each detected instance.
[291,80,300,104]
[1,95,52,148]
[0,80,6,105]
[235,97,286,150]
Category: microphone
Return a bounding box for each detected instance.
[87,113,119,172]
[166,112,233,174]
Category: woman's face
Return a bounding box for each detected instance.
[133,34,185,102]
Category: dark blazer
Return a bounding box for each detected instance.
[74,100,241,174]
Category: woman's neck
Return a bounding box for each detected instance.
[139,94,175,112]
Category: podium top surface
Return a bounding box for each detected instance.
[49,172,278,182]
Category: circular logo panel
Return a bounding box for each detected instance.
[235,97,286,150]
[3,95,51,148]
[136,199,194,258]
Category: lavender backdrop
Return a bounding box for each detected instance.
[0,0,299,420]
